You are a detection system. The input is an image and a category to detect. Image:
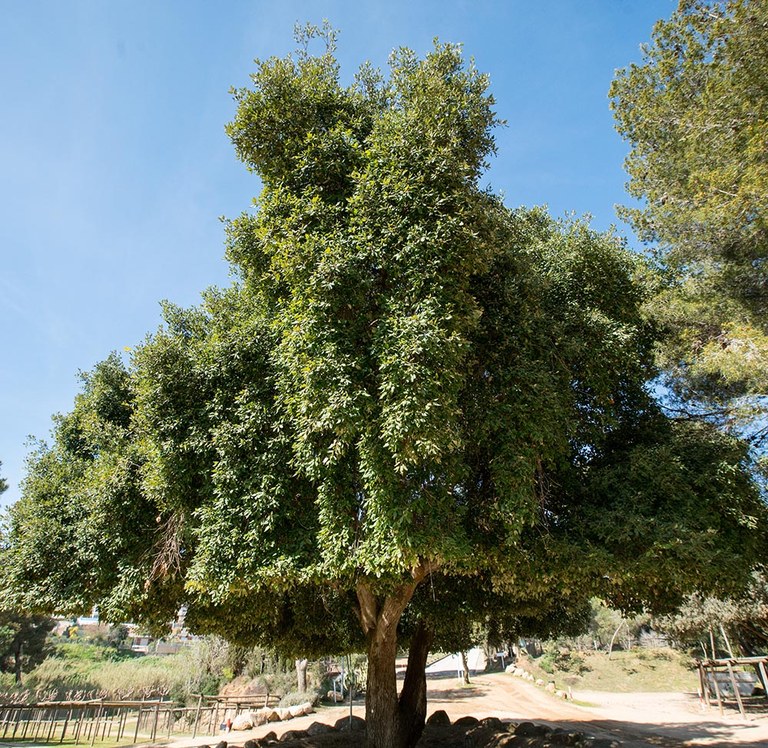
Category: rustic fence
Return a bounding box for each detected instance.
[0,693,280,744]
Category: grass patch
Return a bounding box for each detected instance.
[521,649,698,693]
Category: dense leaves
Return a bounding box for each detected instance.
[610,0,768,425]
[3,29,766,747]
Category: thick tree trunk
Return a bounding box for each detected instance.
[295,658,308,692]
[397,621,434,748]
[356,564,431,748]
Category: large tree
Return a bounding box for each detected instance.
[3,31,767,748]
[610,0,768,435]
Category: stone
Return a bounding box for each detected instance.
[505,663,517,673]
[454,715,480,727]
[478,716,505,730]
[243,741,259,748]
[515,721,551,738]
[231,714,253,730]
[335,715,366,732]
[426,709,451,726]
[288,704,306,718]
[261,731,278,744]
[215,742,228,748]
[551,729,586,746]
[277,708,293,721]
[279,729,308,742]
[545,681,557,692]
[326,690,344,703]
[265,709,281,723]
[306,721,335,736]
[536,678,545,686]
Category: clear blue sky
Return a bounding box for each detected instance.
[0,0,674,507]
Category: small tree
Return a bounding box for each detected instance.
[3,30,767,748]
[0,611,55,685]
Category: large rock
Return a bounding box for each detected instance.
[231,714,253,731]
[306,721,335,736]
[515,722,552,738]
[279,729,308,742]
[335,715,366,732]
[454,716,479,727]
[426,710,451,726]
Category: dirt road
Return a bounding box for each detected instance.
[163,671,768,748]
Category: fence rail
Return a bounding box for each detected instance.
[0,693,280,744]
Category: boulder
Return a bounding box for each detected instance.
[265,709,281,723]
[279,729,308,742]
[288,704,306,718]
[545,681,557,693]
[276,708,293,721]
[515,722,551,738]
[551,728,585,746]
[306,721,335,736]
[243,741,259,748]
[454,716,479,727]
[231,714,253,731]
[261,731,277,744]
[426,710,451,726]
[478,717,505,730]
[505,663,517,673]
[335,715,366,732]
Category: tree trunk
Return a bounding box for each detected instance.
[460,651,471,685]
[397,621,434,747]
[13,641,23,685]
[295,658,308,692]
[356,564,430,748]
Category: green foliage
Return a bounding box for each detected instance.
[611,0,768,421]
[2,30,766,717]
[0,610,55,684]
[655,571,768,654]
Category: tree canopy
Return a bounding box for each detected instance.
[610,0,768,431]
[3,29,767,748]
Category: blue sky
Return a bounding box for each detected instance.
[0,0,673,507]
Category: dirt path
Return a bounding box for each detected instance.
[160,671,768,748]
[425,672,768,747]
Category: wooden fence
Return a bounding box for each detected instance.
[0,693,281,744]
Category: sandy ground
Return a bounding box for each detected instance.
[158,671,768,748]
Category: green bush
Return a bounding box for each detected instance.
[278,691,319,707]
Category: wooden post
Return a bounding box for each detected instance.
[60,707,73,743]
[709,662,724,716]
[150,701,161,742]
[90,699,104,747]
[47,707,59,742]
[74,704,87,743]
[726,661,746,720]
[192,693,203,738]
[720,625,735,658]
[757,659,768,701]
[698,661,711,708]
[132,704,142,744]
